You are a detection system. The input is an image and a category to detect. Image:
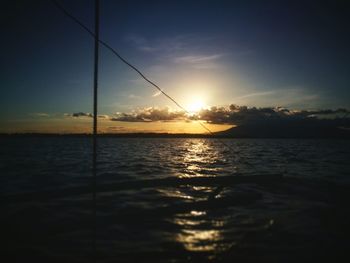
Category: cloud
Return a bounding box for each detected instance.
[111,107,186,122]
[64,112,93,118]
[233,91,275,100]
[198,105,350,125]
[173,54,224,69]
[124,34,190,53]
[64,113,111,119]
[210,106,350,138]
[29,113,50,117]
[278,88,321,108]
[98,115,110,119]
[128,94,142,99]
[174,54,223,64]
[72,112,92,118]
[152,90,162,97]
[231,87,323,109]
[124,34,227,74]
[109,105,350,129]
[124,35,148,47]
[64,106,349,137]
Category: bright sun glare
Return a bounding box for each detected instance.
[187,98,205,114]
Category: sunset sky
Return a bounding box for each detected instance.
[1,0,349,133]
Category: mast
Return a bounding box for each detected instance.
[92,0,99,261]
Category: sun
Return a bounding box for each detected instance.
[187,98,206,114]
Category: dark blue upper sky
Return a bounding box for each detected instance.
[1,0,349,130]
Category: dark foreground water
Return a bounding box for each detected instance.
[1,137,350,262]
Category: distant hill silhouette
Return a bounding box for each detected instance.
[1,117,349,139]
[216,118,350,138]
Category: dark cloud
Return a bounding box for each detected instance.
[66,113,109,118]
[199,105,350,138]
[70,105,350,134]
[111,107,186,122]
[72,112,93,118]
[98,115,110,119]
[109,105,350,137]
[109,105,350,125]
[198,105,350,125]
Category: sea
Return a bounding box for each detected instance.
[1,137,350,262]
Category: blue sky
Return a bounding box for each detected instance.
[1,0,349,133]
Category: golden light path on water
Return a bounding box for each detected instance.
[159,140,235,253]
[174,211,229,252]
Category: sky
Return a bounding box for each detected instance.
[1,0,349,133]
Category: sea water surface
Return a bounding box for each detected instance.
[1,137,350,262]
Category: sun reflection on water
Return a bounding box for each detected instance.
[180,139,223,178]
[173,210,231,252]
[159,140,235,254]
[176,229,222,252]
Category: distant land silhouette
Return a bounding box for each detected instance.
[1,119,350,139]
[216,118,350,138]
